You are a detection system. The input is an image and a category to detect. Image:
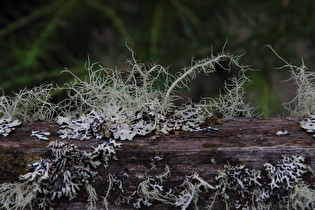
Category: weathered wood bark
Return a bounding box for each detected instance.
[1,117,315,209]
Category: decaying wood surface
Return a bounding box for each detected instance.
[1,117,315,209]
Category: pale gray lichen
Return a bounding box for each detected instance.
[130,155,315,210]
[58,104,207,140]
[0,139,120,209]
[257,154,314,209]
[0,48,277,209]
[133,177,167,208]
[199,74,256,118]
[54,48,255,141]
[264,154,308,192]
[284,182,315,209]
[132,168,216,210]
[283,60,315,116]
[89,138,121,169]
[85,183,98,210]
[268,46,315,116]
[0,118,21,137]
[133,165,175,208]
[0,47,255,140]
[276,130,292,136]
[0,182,39,210]
[211,164,262,209]
[57,112,97,140]
[103,172,131,209]
[190,126,218,132]
[300,114,315,138]
[0,84,56,121]
[31,130,50,140]
[175,176,198,210]
[176,173,215,210]
[149,154,163,170]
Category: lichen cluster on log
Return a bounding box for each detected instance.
[1,117,314,209]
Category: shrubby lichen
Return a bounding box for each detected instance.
[0,48,257,209]
[268,46,315,116]
[1,47,314,209]
[282,60,315,116]
[285,183,315,209]
[0,47,256,141]
[133,165,174,208]
[130,154,315,210]
[55,49,255,141]
[103,172,131,209]
[0,84,56,121]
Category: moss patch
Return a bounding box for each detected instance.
[0,146,40,179]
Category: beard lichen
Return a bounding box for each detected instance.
[0,47,256,141]
[0,47,314,209]
[0,47,258,209]
[0,84,56,122]
[54,48,256,141]
[282,60,315,116]
[267,45,315,116]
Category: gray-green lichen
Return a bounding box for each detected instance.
[31,130,50,141]
[0,118,20,137]
[1,141,314,209]
[54,49,255,141]
[0,84,56,121]
[0,139,120,209]
[128,154,315,210]
[1,47,314,209]
[1,48,256,140]
[268,46,315,116]
[103,172,131,209]
[300,114,315,138]
[0,48,257,209]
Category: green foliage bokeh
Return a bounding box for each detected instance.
[1,0,315,116]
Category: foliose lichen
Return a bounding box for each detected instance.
[0,139,120,209]
[264,154,308,192]
[3,48,313,209]
[213,164,262,209]
[300,114,315,138]
[54,49,255,141]
[0,118,21,137]
[31,130,50,141]
[128,154,315,210]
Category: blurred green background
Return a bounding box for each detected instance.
[1,0,315,116]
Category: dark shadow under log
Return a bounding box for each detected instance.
[1,117,315,209]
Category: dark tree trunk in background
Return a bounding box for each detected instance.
[1,117,314,209]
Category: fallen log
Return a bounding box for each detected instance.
[1,117,315,209]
